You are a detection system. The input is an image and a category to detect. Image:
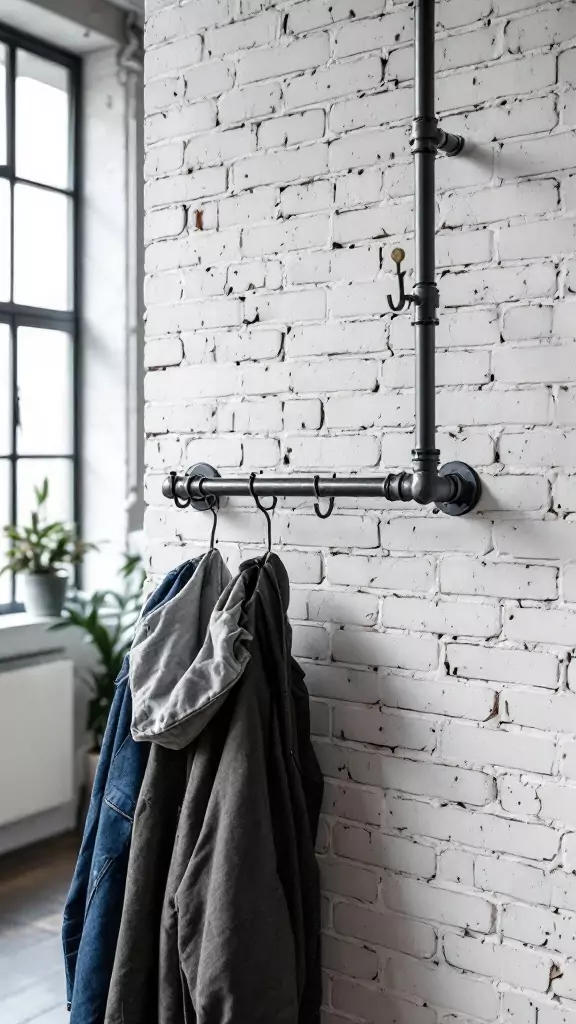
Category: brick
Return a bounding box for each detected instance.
[331,629,438,671]
[382,596,500,638]
[446,643,558,689]
[326,553,433,592]
[286,435,379,468]
[243,213,329,256]
[308,589,379,626]
[280,513,379,548]
[280,180,333,216]
[436,54,556,111]
[234,142,328,187]
[184,61,234,102]
[145,34,202,77]
[498,133,576,180]
[506,7,576,53]
[381,516,492,555]
[386,953,499,1021]
[380,674,497,723]
[334,900,436,958]
[320,859,378,903]
[205,11,278,55]
[444,934,552,993]
[318,739,494,806]
[145,100,217,145]
[218,81,281,126]
[440,557,558,600]
[331,89,413,134]
[237,35,330,84]
[475,855,551,904]
[442,180,559,228]
[333,822,435,877]
[385,875,493,932]
[334,10,412,58]
[285,56,384,110]
[387,795,559,859]
[184,126,256,169]
[258,109,325,149]
[505,690,576,734]
[329,125,407,171]
[442,264,557,306]
[440,720,556,775]
[504,606,576,646]
[439,849,474,886]
[288,245,380,285]
[323,781,383,826]
[287,320,386,358]
[331,978,436,1024]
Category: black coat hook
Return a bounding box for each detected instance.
[249,473,277,553]
[196,478,219,550]
[313,475,334,519]
[386,248,421,313]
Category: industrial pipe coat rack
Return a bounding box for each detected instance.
[163,0,482,519]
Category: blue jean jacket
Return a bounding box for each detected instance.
[62,559,200,1024]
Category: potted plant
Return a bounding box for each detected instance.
[52,555,145,786]
[1,478,95,617]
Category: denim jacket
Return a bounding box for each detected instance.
[62,557,202,1024]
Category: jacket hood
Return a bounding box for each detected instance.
[130,551,293,750]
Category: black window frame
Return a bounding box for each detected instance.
[0,22,82,613]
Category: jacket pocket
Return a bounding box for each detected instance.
[85,797,133,916]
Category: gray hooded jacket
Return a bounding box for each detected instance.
[105,552,323,1024]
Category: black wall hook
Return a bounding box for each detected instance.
[249,472,277,553]
[313,475,334,519]
[386,247,421,313]
[196,478,219,549]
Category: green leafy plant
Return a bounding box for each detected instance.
[1,478,95,576]
[52,555,146,751]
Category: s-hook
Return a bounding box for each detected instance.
[249,472,277,554]
[197,477,219,550]
[386,248,421,313]
[171,471,191,509]
[313,475,334,519]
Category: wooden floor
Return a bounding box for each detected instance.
[0,834,77,1024]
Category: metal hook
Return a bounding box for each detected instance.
[249,472,277,554]
[386,247,421,313]
[313,475,335,519]
[171,471,192,509]
[196,478,219,550]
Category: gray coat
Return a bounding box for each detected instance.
[105,553,323,1024]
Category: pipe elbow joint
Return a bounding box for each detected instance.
[411,471,437,505]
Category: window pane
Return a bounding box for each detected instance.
[14,184,71,310]
[17,458,73,526]
[0,45,7,166]
[0,179,10,302]
[0,323,10,455]
[16,50,71,189]
[0,460,11,604]
[16,327,73,455]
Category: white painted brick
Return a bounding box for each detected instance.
[320,859,378,903]
[146,0,228,43]
[242,213,329,256]
[506,7,576,53]
[184,127,256,169]
[322,935,378,981]
[288,245,380,285]
[258,109,325,149]
[285,55,384,110]
[234,141,328,188]
[503,902,576,958]
[145,100,217,146]
[383,350,491,388]
[280,180,333,216]
[331,979,435,1024]
[144,336,183,368]
[287,320,386,358]
[504,606,576,646]
[498,133,576,180]
[382,596,500,638]
[496,519,576,560]
[145,34,202,78]
[290,358,377,393]
[245,288,326,322]
[443,934,552,993]
[237,35,330,84]
[438,849,474,886]
[335,168,384,208]
[380,674,497,723]
[391,307,499,350]
[280,513,379,548]
[145,142,184,178]
[496,343,576,384]
[387,795,559,859]
[331,628,438,672]
[331,705,436,752]
[308,589,378,626]
[331,89,413,134]
[334,10,411,58]
[502,304,553,342]
[144,75,184,114]
[436,54,556,112]
[385,876,493,932]
[381,516,492,555]
[440,720,556,775]
[442,180,559,229]
[184,61,234,103]
[323,781,383,826]
[334,201,413,243]
[333,822,435,877]
[442,264,557,307]
[219,187,276,228]
[283,398,322,430]
[329,125,407,171]
[146,167,227,207]
[326,553,433,592]
[185,435,242,467]
[145,363,239,401]
[442,95,558,145]
[335,899,436,958]
[145,205,186,242]
[287,0,382,34]
[319,737,494,806]
[505,690,576,734]
[440,557,558,600]
[218,81,281,126]
[218,397,282,432]
[475,855,552,904]
[446,643,558,689]
[386,954,499,1021]
[389,24,498,80]
[205,11,278,55]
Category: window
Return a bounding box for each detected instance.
[0,26,80,611]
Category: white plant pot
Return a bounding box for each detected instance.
[23,572,68,617]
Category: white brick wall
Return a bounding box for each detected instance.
[143,0,576,1020]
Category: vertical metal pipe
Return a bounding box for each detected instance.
[411,0,440,485]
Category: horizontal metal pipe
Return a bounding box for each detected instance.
[163,472,457,504]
